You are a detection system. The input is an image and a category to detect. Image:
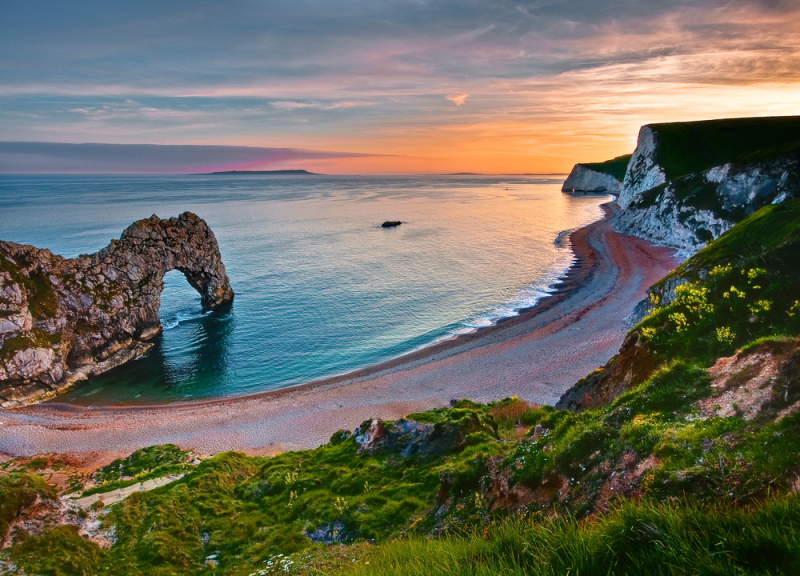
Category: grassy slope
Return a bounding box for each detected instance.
[581,154,631,181]
[4,356,800,575]
[634,199,800,365]
[665,198,800,279]
[73,444,195,497]
[648,115,800,181]
[347,496,800,576]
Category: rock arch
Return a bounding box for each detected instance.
[0,212,234,406]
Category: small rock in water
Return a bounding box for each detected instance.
[381,221,402,228]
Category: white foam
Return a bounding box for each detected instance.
[161,311,210,330]
[458,231,575,331]
[416,242,577,352]
[553,228,575,247]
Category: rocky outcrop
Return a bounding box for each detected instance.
[561,164,623,194]
[615,152,800,254]
[555,331,657,411]
[0,212,233,407]
[352,418,467,461]
[346,408,497,462]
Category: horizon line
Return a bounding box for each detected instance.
[0,171,572,177]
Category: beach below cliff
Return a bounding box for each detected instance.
[0,201,679,461]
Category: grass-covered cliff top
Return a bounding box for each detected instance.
[580,154,631,181]
[647,115,800,181]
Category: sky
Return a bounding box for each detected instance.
[1,0,799,174]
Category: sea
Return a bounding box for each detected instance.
[0,174,610,405]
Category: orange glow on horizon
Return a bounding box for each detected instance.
[6,1,800,175]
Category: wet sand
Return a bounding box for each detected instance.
[0,202,680,459]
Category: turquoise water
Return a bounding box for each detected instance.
[0,174,609,405]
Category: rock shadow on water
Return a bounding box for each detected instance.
[51,305,236,406]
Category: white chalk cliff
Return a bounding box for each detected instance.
[617,126,666,209]
[611,126,799,254]
[562,164,623,194]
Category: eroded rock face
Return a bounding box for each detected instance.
[561,164,623,194]
[555,331,657,412]
[614,154,800,255]
[0,212,233,407]
[617,126,666,209]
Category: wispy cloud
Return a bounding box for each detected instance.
[271,101,315,110]
[0,142,385,174]
[446,94,469,106]
[271,100,376,111]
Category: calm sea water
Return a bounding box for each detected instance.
[0,174,609,405]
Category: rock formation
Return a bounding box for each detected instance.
[561,164,623,194]
[0,212,233,407]
[615,153,800,254]
[616,126,665,209]
[611,117,800,254]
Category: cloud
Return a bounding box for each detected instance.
[272,100,376,110]
[271,101,314,110]
[0,142,384,174]
[446,94,469,106]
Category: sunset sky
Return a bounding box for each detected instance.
[2,0,800,174]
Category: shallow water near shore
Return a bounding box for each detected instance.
[0,174,609,405]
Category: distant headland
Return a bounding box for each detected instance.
[205,169,319,175]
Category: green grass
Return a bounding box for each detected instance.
[10,495,800,576]
[582,154,631,181]
[33,403,517,575]
[0,473,55,544]
[635,200,800,365]
[649,115,800,181]
[667,198,800,279]
[340,495,800,576]
[4,369,800,574]
[79,444,194,497]
[8,525,106,576]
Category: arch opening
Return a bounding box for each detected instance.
[158,269,207,331]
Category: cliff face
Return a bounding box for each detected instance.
[614,117,800,253]
[615,153,800,253]
[561,164,623,194]
[617,126,665,209]
[562,154,630,194]
[0,212,233,407]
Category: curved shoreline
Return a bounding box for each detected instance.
[48,202,606,413]
[0,201,680,459]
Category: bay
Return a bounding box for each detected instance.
[0,174,609,405]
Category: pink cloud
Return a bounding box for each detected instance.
[446,94,469,106]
